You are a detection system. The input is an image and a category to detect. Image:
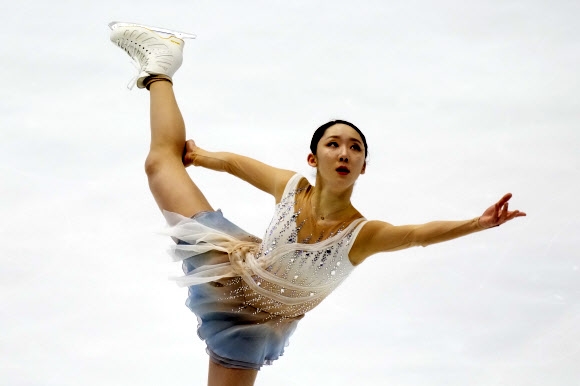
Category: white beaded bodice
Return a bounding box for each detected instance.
[242,174,366,316]
[165,174,366,318]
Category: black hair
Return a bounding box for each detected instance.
[310,120,368,159]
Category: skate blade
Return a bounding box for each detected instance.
[108,21,196,39]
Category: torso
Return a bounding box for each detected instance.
[289,175,373,266]
[247,174,367,317]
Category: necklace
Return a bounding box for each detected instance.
[313,204,352,221]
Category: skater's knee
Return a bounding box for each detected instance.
[144,150,181,177]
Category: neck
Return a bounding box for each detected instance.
[310,178,355,221]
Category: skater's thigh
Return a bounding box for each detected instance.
[147,158,213,217]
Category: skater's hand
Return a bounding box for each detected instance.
[478,193,526,228]
[182,139,199,167]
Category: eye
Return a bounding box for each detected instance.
[326,141,338,147]
[351,144,362,151]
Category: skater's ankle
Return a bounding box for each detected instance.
[145,75,173,90]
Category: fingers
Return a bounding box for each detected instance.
[482,193,525,228]
[500,202,509,223]
[182,140,198,167]
[495,193,515,224]
[507,210,527,220]
[185,139,197,152]
[498,193,512,206]
[501,208,527,223]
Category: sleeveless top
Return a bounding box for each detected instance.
[163,173,367,318]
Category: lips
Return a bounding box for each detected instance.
[336,166,350,175]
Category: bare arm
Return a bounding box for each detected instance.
[350,193,526,265]
[183,140,295,202]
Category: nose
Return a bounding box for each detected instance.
[339,146,349,162]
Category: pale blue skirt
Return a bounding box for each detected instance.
[177,210,302,370]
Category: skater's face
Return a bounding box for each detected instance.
[308,124,367,185]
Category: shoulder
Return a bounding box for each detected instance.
[349,220,395,265]
[275,173,311,203]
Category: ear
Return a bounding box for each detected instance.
[307,153,317,168]
[360,161,366,175]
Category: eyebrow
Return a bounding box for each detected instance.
[325,135,362,144]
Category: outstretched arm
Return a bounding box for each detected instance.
[350,193,526,264]
[182,140,295,202]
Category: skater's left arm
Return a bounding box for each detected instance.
[351,193,526,264]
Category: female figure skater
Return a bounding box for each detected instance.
[109,22,526,386]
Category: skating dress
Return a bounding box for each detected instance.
[163,174,367,370]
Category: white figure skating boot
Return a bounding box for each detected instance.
[109,21,196,89]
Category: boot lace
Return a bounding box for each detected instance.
[115,39,149,90]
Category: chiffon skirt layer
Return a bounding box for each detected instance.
[173,210,303,370]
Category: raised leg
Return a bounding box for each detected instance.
[144,80,213,217]
[207,360,258,386]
